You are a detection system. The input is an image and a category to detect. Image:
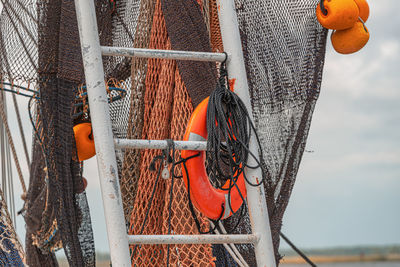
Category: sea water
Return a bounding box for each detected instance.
[281,262,400,267]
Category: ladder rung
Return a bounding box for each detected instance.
[114,138,207,151]
[128,234,259,245]
[101,46,227,62]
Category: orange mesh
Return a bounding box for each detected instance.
[209,0,223,52]
[128,0,214,265]
[121,0,156,223]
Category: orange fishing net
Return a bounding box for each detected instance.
[128,0,214,265]
[209,0,224,52]
[121,0,157,223]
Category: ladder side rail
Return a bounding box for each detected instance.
[74,0,131,266]
[217,1,277,266]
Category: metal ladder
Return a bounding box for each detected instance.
[74,0,276,266]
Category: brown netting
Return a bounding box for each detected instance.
[0,0,119,266]
[0,187,25,266]
[120,0,157,224]
[127,0,214,266]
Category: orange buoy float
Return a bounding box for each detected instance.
[73,122,96,161]
[316,0,359,30]
[181,97,247,220]
[331,21,369,54]
[353,0,369,22]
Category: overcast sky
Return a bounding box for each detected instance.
[3,0,399,254]
[281,0,400,249]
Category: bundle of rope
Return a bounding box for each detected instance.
[181,59,265,232]
[206,60,264,190]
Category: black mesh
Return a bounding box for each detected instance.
[220,0,328,264]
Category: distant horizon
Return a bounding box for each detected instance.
[61,243,400,257]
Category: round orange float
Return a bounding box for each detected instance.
[331,21,370,54]
[181,97,247,220]
[73,122,96,161]
[353,0,369,22]
[316,0,359,30]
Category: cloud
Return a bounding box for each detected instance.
[282,0,400,248]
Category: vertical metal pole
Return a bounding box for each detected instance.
[74,0,131,266]
[217,0,277,266]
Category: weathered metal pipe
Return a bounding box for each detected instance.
[114,139,207,151]
[74,0,131,266]
[128,234,259,245]
[101,46,227,62]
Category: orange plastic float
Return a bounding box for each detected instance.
[73,122,96,161]
[353,0,369,22]
[316,0,359,30]
[181,97,247,220]
[331,21,369,54]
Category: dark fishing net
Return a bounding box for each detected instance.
[0,188,25,266]
[214,0,328,264]
[0,0,125,266]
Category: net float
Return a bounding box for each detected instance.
[331,21,370,54]
[316,0,359,30]
[73,122,96,161]
[353,0,369,22]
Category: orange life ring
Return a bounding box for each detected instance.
[181,97,247,220]
[73,122,96,161]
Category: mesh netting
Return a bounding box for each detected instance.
[0,0,327,265]
[0,188,25,266]
[228,0,327,263]
[120,0,156,224]
[127,1,214,265]
[0,0,117,266]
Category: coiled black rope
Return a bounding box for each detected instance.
[172,56,266,236]
[205,58,265,216]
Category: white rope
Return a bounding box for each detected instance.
[0,92,18,229]
[218,221,249,266]
[0,93,26,195]
[209,220,249,267]
[11,92,30,167]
